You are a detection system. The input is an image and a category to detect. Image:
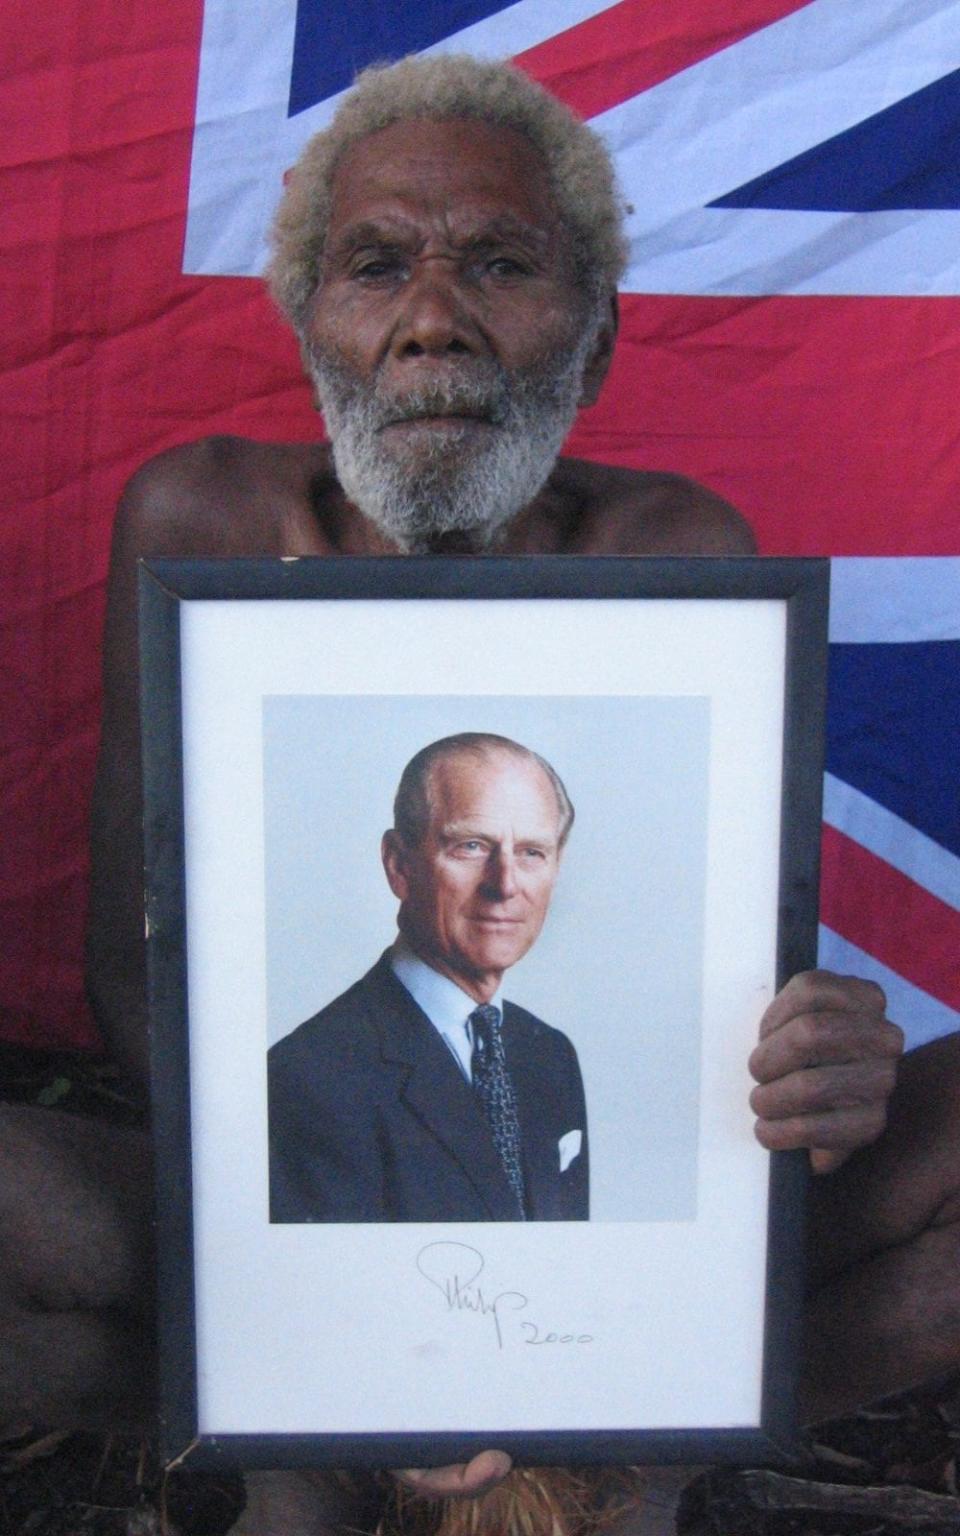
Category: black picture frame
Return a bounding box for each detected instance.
[140,554,828,1472]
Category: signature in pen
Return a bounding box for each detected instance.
[415,1242,593,1349]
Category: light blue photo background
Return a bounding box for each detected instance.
[263,695,709,1222]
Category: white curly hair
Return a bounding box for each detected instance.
[267,53,627,335]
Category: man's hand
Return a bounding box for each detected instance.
[395,1450,513,1500]
[749,971,904,1174]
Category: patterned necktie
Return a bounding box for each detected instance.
[470,1004,526,1219]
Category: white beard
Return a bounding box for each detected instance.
[308,327,597,552]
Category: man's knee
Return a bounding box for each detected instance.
[889,1030,960,1175]
[0,1104,153,1314]
[877,1030,960,1232]
[807,1030,960,1281]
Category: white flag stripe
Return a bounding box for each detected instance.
[191,0,297,125]
[593,0,960,296]
[184,0,616,276]
[419,0,619,56]
[620,209,960,297]
[829,558,960,643]
[817,926,959,1050]
[598,0,960,217]
[186,0,299,276]
[823,773,960,910]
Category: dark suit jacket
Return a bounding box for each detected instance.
[268,953,588,1222]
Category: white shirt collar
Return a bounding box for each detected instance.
[389,937,503,1081]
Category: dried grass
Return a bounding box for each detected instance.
[378,1465,649,1536]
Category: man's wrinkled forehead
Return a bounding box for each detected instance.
[323,211,555,272]
[320,116,570,267]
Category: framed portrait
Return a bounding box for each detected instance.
[140,555,829,1470]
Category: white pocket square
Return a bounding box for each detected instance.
[558,1129,582,1173]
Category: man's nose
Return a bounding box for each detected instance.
[484,848,520,900]
[391,265,480,359]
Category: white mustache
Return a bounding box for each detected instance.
[369,371,509,430]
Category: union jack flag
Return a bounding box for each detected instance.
[1,0,957,1049]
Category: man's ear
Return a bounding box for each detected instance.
[577,290,619,408]
[381,830,410,901]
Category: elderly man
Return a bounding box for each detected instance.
[2,49,957,1536]
[269,733,588,1225]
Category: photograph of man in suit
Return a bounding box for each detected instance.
[268,731,587,1223]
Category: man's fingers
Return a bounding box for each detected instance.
[756,970,887,1040]
[395,1450,513,1500]
[753,1102,890,1156]
[809,1146,851,1175]
[750,1059,899,1120]
[749,969,903,1169]
[749,1010,903,1084]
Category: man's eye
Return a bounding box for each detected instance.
[486,256,530,278]
[351,256,405,281]
[452,839,487,856]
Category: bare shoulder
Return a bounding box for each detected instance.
[555,458,757,555]
[114,436,331,558]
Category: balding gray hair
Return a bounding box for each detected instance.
[393,732,574,850]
